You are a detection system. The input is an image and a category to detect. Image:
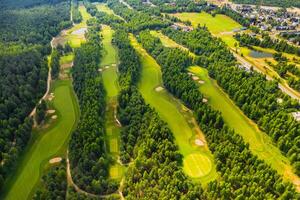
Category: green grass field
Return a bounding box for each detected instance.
[130,34,218,183]
[1,80,79,200]
[99,25,124,180]
[171,12,242,34]
[95,3,124,20]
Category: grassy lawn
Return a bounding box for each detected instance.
[99,25,124,181]
[1,80,79,200]
[129,34,218,184]
[60,53,74,65]
[95,3,124,20]
[171,12,242,34]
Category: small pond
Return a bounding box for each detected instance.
[71,27,87,35]
[249,50,273,58]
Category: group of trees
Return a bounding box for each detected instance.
[33,161,67,199]
[162,27,300,177]
[138,30,299,199]
[72,0,83,23]
[69,25,118,195]
[232,0,300,8]
[113,29,205,199]
[234,33,300,56]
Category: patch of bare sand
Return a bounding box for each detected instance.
[49,157,62,164]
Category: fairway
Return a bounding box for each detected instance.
[96,3,124,20]
[171,12,242,34]
[100,25,124,180]
[2,80,79,200]
[130,34,218,184]
[189,66,300,187]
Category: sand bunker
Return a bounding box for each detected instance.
[105,66,110,69]
[48,93,55,101]
[98,68,103,72]
[72,27,87,35]
[111,63,117,67]
[202,98,208,103]
[188,72,193,76]
[192,76,199,81]
[198,80,205,84]
[49,157,62,164]
[51,115,58,119]
[47,110,56,114]
[155,86,164,92]
[195,139,205,146]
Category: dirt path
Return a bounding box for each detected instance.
[29,38,54,118]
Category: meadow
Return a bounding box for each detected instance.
[1,80,79,200]
[129,34,218,184]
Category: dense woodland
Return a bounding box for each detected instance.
[138,30,298,199]
[162,27,300,177]
[69,25,119,195]
[232,0,300,8]
[72,0,83,23]
[0,0,70,191]
[33,161,67,199]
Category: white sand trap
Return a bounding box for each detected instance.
[198,80,205,84]
[49,157,62,164]
[192,76,199,81]
[195,139,204,146]
[72,27,87,35]
[202,98,208,103]
[47,110,56,114]
[98,68,103,72]
[105,66,110,69]
[155,86,164,92]
[111,63,117,67]
[188,72,193,76]
[51,115,58,119]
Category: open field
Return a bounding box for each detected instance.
[129,34,218,184]
[1,80,79,200]
[100,25,124,180]
[152,31,300,190]
[95,3,124,20]
[172,11,300,101]
[171,12,242,34]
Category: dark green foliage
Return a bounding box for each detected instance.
[0,0,66,9]
[69,25,118,195]
[231,0,300,8]
[33,161,67,199]
[51,49,60,79]
[114,30,204,199]
[235,33,300,56]
[35,100,47,124]
[138,30,299,199]
[72,0,83,23]
[162,27,300,176]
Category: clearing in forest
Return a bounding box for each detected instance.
[100,25,124,180]
[95,3,125,20]
[2,80,79,200]
[152,31,300,190]
[129,34,218,184]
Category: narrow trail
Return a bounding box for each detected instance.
[29,37,54,118]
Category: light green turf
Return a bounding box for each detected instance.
[130,34,218,185]
[189,66,300,186]
[95,3,125,20]
[60,54,74,65]
[184,154,212,178]
[171,12,242,34]
[1,80,79,200]
[100,25,124,180]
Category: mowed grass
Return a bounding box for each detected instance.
[171,12,242,34]
[95,3,124,20]
[1,80,79,200]
[184,154,212,178]
[189,66,300,187]
[130,34,218,184]
[59,53,74,65]
[99,25,124,180]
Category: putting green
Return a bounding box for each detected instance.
[184,153,212,178]
[1,80,79,200]
[129,34,218,184]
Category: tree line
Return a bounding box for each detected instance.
[138,30,299,199]
[162,26,300,177]
[68,24,118,195]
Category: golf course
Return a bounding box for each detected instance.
[129,34,218,184]
[151,31,300,190]
[100,25,124,180]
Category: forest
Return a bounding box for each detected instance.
[0,0,70,191]
[162,27,300,177]
[138,30,298,199]
[232,0,300,8]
